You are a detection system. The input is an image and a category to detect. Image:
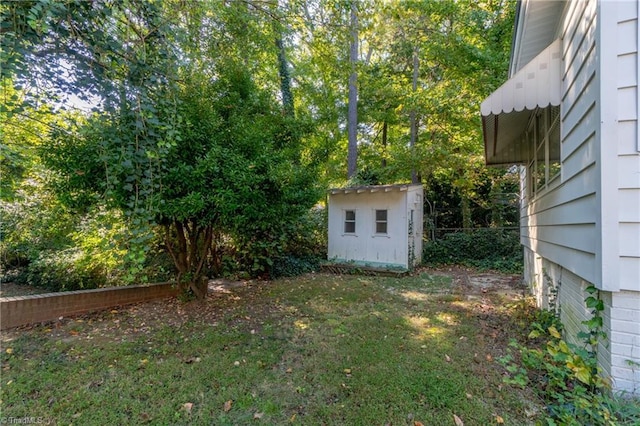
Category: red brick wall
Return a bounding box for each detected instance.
[0,283,178,330]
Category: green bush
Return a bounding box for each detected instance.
[26,249,105,291]
[422,228,522,273]
[271,255,320,278]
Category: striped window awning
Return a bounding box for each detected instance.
[481,39,562,166]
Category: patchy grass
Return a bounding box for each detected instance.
[1,272,540,425]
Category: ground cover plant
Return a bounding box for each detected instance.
[422,228,523,274]
[1,271,541,425]
[500,286,640,426]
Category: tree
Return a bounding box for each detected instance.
[3,1,321,297]
[347,0,358,179]
[2,0,185,276]
[1,0,518,294]
[156,65,319,298]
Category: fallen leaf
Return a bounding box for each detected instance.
[414,422,425,426]
[223,400,232,412]
[183,402,193,414]
[453,414,464,426]
[465,393,473,399]
[445,354,451,362]
[486,354,493,362]
[525,407,539,417]
[286,367,293,373]
[343,368,352,374]
[5,348,13,354]
[253,412,264,419]
[495,415,504,424]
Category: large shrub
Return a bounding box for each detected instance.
[154,65,321,294]
[269,207,327,278]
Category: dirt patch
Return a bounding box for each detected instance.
[423,266,526,298]
[1,278,276,344]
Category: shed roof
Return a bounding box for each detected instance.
[328,183,421,195]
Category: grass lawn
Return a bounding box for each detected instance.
[1,271,541,425]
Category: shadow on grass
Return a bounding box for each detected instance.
[1,272,540,425]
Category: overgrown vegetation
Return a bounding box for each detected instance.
[422,228,522,273]
[1,0,517,295]
[499,285,640,425]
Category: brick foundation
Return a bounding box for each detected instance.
[0,282,178,330]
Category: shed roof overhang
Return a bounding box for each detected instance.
[329,183,421,195]
[481,38,562,166]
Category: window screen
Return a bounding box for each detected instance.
[344,210,356,233]
[375,209,387,234]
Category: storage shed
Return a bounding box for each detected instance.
[327,184,423,270]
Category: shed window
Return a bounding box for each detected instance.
[344,210,356,233]
[375,209,388,234]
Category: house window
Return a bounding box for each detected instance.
[344,210,356,234]
[375,209,388,234]
[527,105,560,199]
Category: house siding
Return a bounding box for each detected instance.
[519,0,640,395]
[521,0,599,285]
[613,1,640,292]
[606,0,640,391]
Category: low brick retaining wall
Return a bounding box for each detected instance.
[0,282,178,330]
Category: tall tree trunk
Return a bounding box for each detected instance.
[381,120,388,168]
[275,27,294,117]
[410,46,419,184]
[461,197,472,232]
[347,1,358,179]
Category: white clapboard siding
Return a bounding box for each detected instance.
[614,2,639,291]
[517,0,640,396]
